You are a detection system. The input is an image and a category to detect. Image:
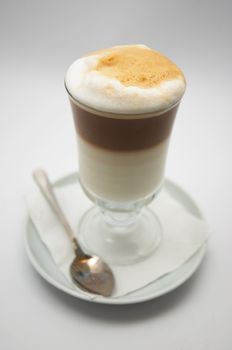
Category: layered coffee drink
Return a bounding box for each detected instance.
[65,45,186,203]
[65,45,186,264]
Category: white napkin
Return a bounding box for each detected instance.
[26,181,209,298]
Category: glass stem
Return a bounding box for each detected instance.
[101,208,140,229]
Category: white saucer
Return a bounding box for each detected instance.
[24,173,207,305]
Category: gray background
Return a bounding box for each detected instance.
[1,0,232,349]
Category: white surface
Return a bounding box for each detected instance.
[1,0,232,349]
[25,174,208,303]
[65,44,186,114]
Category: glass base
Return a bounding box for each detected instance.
[78,206,162,265]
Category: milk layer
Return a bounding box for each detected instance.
[78,136,170,202]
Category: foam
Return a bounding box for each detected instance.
[65,45,186,114]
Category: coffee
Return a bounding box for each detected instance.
[70,99,178,151]
[65,45,186,202]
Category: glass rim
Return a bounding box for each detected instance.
[64,80,181,119]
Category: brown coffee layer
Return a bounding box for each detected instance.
[70,101,179,151]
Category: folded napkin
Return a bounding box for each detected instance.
[26,179,209,298]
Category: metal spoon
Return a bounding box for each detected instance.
[33,169,115,297]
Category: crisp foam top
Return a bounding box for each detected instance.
[65,45,186,114]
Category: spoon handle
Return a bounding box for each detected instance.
[33,169,82,255]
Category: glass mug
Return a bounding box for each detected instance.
[65,82,181,265]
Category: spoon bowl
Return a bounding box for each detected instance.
[70,255,115,296]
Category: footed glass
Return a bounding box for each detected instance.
[65,94,181,265]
